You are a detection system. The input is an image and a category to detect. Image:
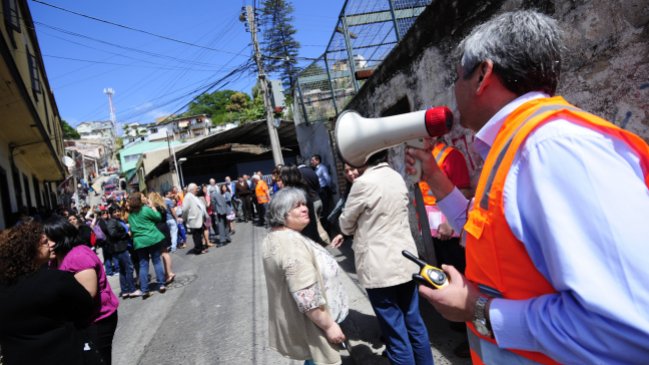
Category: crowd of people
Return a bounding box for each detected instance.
[0,154,341,364]
[2,9,649,365]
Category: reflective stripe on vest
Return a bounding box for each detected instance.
[418,143,454,206]
[463,96,649,365]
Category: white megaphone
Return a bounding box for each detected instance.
[335,106,453,181]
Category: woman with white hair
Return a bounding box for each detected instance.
[262,188,348,365]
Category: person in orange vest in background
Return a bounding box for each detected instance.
[418,138,472,243]
[406,10,649,365]
[418,138,472,358]
[253,174,270,227]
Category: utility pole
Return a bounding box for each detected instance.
[242,5,284,166]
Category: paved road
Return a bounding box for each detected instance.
[110,223,346,365]
[109,221,469,365]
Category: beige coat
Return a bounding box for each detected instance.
[181,192,206,229]
[339,163,419,289]
[262,229,341,365]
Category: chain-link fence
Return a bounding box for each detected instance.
[294,0,431,124]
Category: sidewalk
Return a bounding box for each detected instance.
[328,242,471,365]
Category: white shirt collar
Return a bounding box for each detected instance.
[472,91,550,160]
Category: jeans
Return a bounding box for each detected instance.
[136,243,166,293]
[102,247,118,275]
[166,219,179,251]
[114,250,136,294]
[177,222,187,244]
[366,281,434,365]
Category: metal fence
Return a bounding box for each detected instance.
[294,0,431,124]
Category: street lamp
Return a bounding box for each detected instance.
[178,157,187,188]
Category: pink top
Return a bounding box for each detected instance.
[57,245,119,323]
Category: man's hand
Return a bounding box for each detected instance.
[418,264,480,322]
[406,146,455,201]
[437,222,454,240]
[331,234,344,248]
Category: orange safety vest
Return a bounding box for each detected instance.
[418,142,454,206]
[463,96,649,365]
[255,180,270,204]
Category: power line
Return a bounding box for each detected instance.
[151,14,244,105]
[42,54,225,72]
[35,22,230,67]
[119,60,256,122]
[31,0,247,56]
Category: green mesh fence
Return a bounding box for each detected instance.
[295,0,431,123]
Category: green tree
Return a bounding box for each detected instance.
[186,89,268,124]
[61,119,80,139]
[260,0,300,92]
[226,92,250,113]
[188,90,235,115]
[239,84,265,122]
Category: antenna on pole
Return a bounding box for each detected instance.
[103,88,117,138]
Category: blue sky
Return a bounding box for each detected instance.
[29,0,345,127]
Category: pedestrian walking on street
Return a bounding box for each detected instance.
[148,192,177,285]
[100,206,137,299]
[182,183,209,255]
[236,176,254,222]
[209,183,231,246]
[263,188,348,365]
[339,150,434,365]
[221,183,236,235]
[253,174,270,226]
[198,184,216,248]
[164,190,180,252]
[127,192,167,297]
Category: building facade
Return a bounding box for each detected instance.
[76,120,116,141]
[0,0,66,228]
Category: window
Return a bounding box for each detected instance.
[3,0,20,32]
[32,175,41,208]
[22,173,31,208]
[26,47,42,101]
[11,165,22,210]
[0,167,11,229]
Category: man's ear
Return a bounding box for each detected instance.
[475,60,495,95]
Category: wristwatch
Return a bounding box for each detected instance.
[473,295,493,337]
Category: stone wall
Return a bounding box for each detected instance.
[345,0,649,182]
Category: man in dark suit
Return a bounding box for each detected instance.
[210,186,231,246]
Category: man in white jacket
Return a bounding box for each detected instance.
[182,183,209,255]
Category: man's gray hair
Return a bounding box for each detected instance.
[187,183,198,193]
[456,10,563,96]
[268,187,307,228]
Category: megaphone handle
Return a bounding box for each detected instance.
[405,139,424,185]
